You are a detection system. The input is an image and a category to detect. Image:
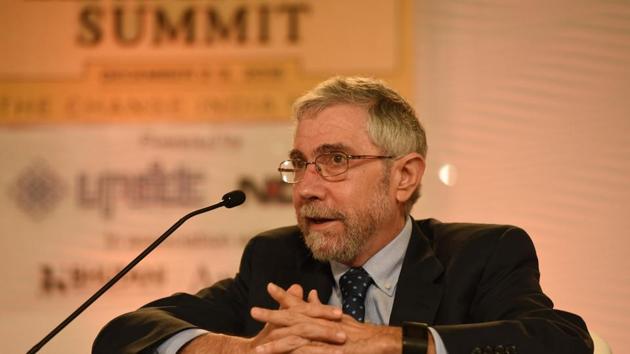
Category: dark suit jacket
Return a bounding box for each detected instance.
[92,219,593,354]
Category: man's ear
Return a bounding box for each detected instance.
[392,153,425,205]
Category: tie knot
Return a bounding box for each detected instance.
[339,267,373,301]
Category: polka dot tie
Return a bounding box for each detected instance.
[339,267,373,322]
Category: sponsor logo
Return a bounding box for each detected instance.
[39,263,165,295]
[8,159,293,220]
[238,176,292,204]
[77,162,205,218]
[39,262,235,295]
[9,161,66,220]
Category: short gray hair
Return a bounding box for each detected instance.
[293,76,427,211]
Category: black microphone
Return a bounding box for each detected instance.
[27,190,246,354]
[223,190,246,208]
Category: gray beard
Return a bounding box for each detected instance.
[302,218,375,264]
[298,180,390,264]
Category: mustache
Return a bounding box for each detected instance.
[299,203,346,220]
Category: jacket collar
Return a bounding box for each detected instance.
[389,219,444,325]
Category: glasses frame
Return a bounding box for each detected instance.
[278,151,394,184]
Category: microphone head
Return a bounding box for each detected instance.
[222,190,246,208]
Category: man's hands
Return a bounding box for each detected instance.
[247,283,347,353]
[249,283,402,354]
[179,283,346,354]
[180,283,435,354]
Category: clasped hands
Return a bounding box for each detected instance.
[246,283,401,354]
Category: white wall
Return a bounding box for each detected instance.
[413,1,630,351]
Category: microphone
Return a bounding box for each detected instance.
[223,190,246,208]
[27,190,246,354]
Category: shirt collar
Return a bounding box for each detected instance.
[330,216,412,297]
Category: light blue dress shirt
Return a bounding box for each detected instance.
[328,217,448,354]
[157,217,448,353]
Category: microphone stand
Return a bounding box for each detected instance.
[27,191,245,354]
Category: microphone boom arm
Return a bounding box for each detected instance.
[27,190,245,354]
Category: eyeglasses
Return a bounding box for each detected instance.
[278,151,394,183]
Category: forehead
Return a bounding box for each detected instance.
[292,103,378,157]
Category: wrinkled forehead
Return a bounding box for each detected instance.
[291,104,377,159]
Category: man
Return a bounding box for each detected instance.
[93,77,592,354]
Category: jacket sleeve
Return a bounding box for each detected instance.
[434,227,593,354]
[91,237,258,354]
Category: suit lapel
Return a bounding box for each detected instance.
[389,220,444,326]
[299,258,334,302]
[276,237,334,303]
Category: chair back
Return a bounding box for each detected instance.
[591,331,612,354]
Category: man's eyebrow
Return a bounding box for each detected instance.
[289,144,351,160]
[315,143,352,155]
[289,149,305,160]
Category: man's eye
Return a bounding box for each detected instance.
[331,153,346,164]
[293,160,307,168]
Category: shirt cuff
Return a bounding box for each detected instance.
[428,327,449,354]
[154,328,209,354]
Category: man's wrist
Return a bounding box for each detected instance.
[372,325,403,354]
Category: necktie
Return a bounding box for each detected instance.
[339,267,373,322]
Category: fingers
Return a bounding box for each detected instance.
[307,289,321,304]
[268,283,303,308]
[253,322,346,353]
[269,323,346,343]
[280,284,304,310]
[266,283,342,320]
[251,307,301,327]
[251,308,346,343]
[287,284,304,298]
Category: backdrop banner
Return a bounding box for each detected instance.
[0,1,415,353]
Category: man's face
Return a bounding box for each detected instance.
[291,103,397,265]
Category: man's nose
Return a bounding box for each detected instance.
[294,163,326,200]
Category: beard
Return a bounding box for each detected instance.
[297,177,391,264]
